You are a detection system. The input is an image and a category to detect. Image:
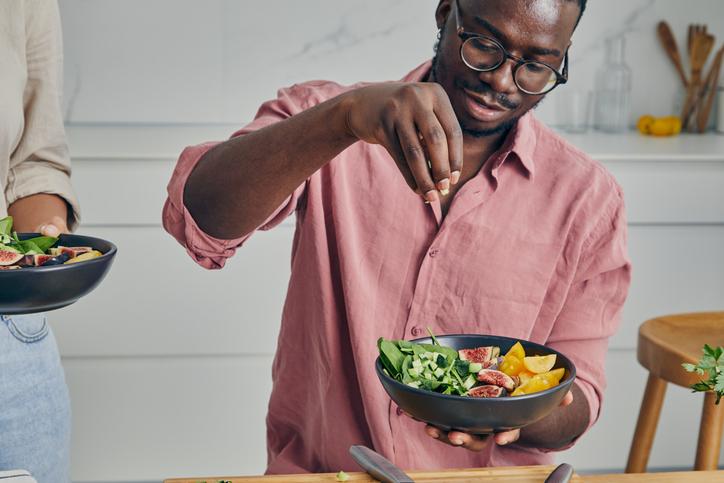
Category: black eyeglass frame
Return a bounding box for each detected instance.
[453,0,569,95]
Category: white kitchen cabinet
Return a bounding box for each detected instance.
[58,126,724,481]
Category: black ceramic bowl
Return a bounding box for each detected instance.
[375,334,576,434]
[0,233,117,314]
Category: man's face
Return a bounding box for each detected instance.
[432,0,579,137]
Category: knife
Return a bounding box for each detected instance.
[544,463,574,483]
[349,445,414,483]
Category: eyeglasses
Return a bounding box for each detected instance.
[453,0,568,95]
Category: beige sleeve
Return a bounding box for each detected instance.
[6,0,80,230]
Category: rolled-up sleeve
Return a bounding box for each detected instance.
[544,189,631,449]
[7,0,80,229]
[162,86,310,270]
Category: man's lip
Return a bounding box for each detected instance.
[463,88,508,112]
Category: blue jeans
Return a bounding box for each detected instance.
[0,314,71,483]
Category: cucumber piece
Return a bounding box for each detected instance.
[468,362,482,373]
[463,374,477,390]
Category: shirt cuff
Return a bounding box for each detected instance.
[4,159,81,231]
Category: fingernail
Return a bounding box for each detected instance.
[451,171,461,185]
[450,438,463,446]
[45,225,60,237]
[437,178,450,196]
[425,190,439,203]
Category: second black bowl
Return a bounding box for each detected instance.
[0,233,117,314]
[375,334,576,434]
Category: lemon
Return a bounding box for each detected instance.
[523,354,557,374]
[499,355,524,376]
[637,115,655,135]
[518,370,535,385]
[505,341,526,360]
[65,250,103,264]
[663,116,682,135]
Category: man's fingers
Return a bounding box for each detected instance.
[415,115,450,194]
[425,425,491,452]
[560,390,574,407]
[433,96,464,185]
[396,124,438,202]
[493,429,520,446]
[447,430,490,451]
[384,130,420,192]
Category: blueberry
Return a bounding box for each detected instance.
[40,252,71,266]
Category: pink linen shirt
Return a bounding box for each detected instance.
[163,61,631,474]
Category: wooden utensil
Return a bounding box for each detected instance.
[696,45,724,132]
[681,30,715,129]
[657,21,688,86]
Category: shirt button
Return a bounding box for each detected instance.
[411,326,424,337]
[429,248,439,257]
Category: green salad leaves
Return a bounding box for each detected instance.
[682,344,724,404]
[0,216,58,255]
[378,330,482,396]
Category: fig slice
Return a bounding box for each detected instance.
[459,346,496,363]
[467,385,504,398]
[476,369,516,392]
[0,249,23,266]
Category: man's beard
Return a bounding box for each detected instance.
[430,29,542,138]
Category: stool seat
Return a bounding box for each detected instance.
[626,312,724,473]
[638,312,724,388]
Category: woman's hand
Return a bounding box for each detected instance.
[7,193,69,235]
[36,215,69,237]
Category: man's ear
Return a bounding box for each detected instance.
[435,0,453,30]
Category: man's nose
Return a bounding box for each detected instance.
[476,58,518,97]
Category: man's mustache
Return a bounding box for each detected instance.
[458,79,520,110]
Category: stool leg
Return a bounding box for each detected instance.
[625,373,667,473]
[694,391,724,470]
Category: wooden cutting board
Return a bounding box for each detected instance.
[164,466,724,483]
[165,465,578,482]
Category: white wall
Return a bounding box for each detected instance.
[59,0,724,126]
[53,1,724,481]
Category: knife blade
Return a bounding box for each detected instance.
[349,445,414,483]
[544,463,574,483]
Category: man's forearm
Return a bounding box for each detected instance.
[516,383,590,450]
[7,193,68,232]
[184,93,357,240]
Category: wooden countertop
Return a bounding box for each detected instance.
[165,465,724,482]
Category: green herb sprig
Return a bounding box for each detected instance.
[0,216,58,255]
[682,344,724,405]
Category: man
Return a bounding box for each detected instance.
[163,0,631,474]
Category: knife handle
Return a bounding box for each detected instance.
[349,445,414,483]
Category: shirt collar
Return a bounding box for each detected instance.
[402,60,537,178]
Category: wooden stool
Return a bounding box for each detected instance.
[626,312,724,472]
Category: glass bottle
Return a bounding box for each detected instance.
[594,36,632,133]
